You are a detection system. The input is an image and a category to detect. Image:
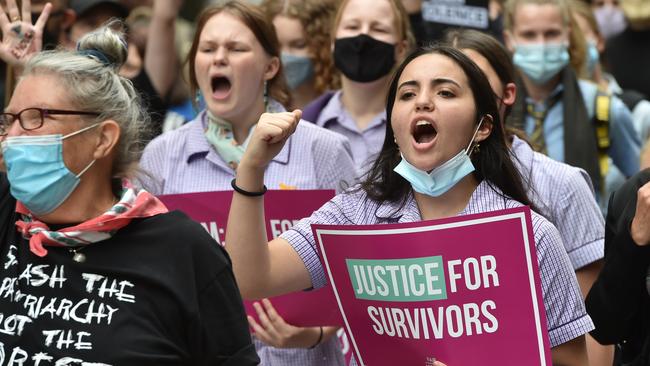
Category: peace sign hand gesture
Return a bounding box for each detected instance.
[0,0,51,68]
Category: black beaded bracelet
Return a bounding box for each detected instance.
[231,179,267,197]
[308,326,323,349]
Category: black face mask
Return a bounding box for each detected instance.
[333,34,396,83]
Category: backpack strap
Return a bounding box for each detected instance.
[594,88,611,183]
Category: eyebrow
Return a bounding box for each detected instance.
[397,78,461,90]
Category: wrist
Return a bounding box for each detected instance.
[308,326,323,349]
[231,179,266,197]
[234,163,265,192]
[152,5,179,21]
[237,159,267,175]
[630,217,648,246]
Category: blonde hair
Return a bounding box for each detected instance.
[504,0,588,77]
[23,22,149,181]
[570,0,601,37]
[332,0,416,51]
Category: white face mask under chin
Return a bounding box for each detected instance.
[393,118,485,197]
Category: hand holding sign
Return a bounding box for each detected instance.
[240,110,301,171]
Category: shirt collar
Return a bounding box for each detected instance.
[183,110,291,166]
[510,135,534,177]
[603,73,623,95]
[525,83,564,108]
[372,180,507,223]
[373,192,422,223]
[316,90,387,131]
[315,90,343,128]
[459,180,509,216]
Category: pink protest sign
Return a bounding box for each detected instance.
[313,206,552,365]
[159,190,343,327]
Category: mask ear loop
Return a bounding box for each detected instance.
[75,159,96,178]
[62,122,102,178]
[61,122,101,140]
[465,115,490,155]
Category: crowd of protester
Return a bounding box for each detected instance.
[0,0,649,364]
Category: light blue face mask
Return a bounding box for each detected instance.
[586,41,600,76]
[1,123,99,216]
[512,42,570,85]
[394,119,484,197]
[281,53,314,90]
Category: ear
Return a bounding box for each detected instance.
[475,114,494,143]
[503,30,515,52]
[57,10,77,50]
[596,33,606,54]
[263,55,281,81]
[395,39,409,62]
[92,120,121,160]
[502,82,517,107]
[61,9,77,31]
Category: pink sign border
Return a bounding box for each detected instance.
[313,206,548,366]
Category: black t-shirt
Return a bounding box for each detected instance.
[0,175,259,365]
[410,0,504,45]
[606,28,650,100]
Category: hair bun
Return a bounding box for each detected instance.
[76,20,128,69]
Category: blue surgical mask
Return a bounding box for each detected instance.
[1,123,99,216]
[394,119,484,197]
[586,41,600,76]
[513,43,570,85]
[281,53,314,90]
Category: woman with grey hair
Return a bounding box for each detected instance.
[0,24,259,365]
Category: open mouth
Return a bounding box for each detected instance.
[412,120,437,144]
[211,76,232,99]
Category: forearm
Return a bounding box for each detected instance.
[575,260,603,299]
[551,336,589,366]
[145,0,178,98]
[321,326,340,343]
[225,164,270,299]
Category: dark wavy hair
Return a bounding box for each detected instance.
[443,28,516,117]
[360,45,531,210]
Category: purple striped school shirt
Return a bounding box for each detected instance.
[511,135,605,270]
[314,90,387,173]
[281,181,594,349]
[140,110,357,195]
[140,108,357,366]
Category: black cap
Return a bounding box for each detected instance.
[70,0,129,19]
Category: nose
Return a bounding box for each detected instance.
[415,92,433,112]
[212,46,228,66]
[4,116,23,137]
